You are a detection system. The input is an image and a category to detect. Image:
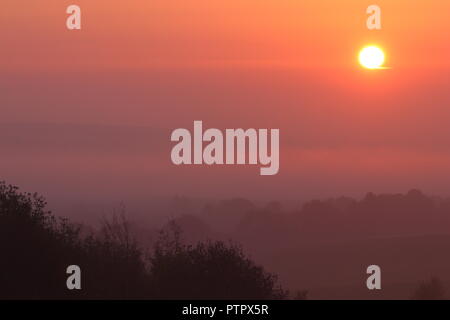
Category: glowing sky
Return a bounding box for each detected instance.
[1,1,450,209]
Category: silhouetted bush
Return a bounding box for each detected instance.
[411,277,446,300]
[0,181,149,299]
[148,221,288,299]
[0,182,77,299]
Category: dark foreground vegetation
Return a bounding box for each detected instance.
[1,180,447,300]
[0,181,287,299]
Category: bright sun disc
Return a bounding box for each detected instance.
[359,46,385,69]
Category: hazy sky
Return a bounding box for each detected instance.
[1,1,450,211]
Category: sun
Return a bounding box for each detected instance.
[359,45,385,69]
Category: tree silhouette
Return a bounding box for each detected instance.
[292,290,308,300]
[0,181,149,299]
[148,221,288,299]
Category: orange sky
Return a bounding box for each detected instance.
[2,0,450,70]
[1,1,450,208]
